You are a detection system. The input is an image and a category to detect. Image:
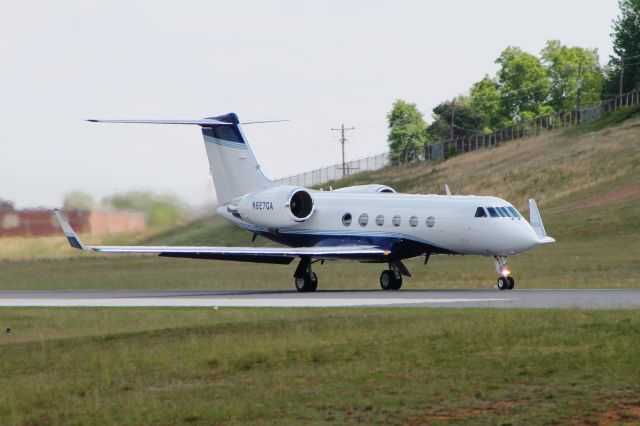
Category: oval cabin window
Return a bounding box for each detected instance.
[426,216,435,228]
[358,213,368,227]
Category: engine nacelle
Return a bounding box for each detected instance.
[235,187,315,228]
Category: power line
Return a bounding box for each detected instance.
[330,124,355,177]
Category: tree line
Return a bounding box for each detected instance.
[388,0,640,155]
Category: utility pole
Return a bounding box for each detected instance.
[450,97,456,141]
[576,63,583,110]
[331,123,355,177]
[576,62,583,123]
[619,56,624,97]
[611,54,625,97]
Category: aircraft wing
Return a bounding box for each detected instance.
[54,210,388,264]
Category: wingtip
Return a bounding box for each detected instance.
[53,209,85,250]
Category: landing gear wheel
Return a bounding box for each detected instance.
[380,270,393,290]
[497,276,509,290]
[507,276,515,290]
[391,271,403,290]
[380,270,402,290]
[295,272,318,293]
[309,272,318,292]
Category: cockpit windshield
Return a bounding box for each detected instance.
[486,207,499,217]
[507,207,521,218]
[475,207,487,217]
[477,206,522,219]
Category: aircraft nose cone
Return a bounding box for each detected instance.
[505,220,540,253]
[519,223,541,251]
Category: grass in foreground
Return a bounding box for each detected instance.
[0,308,639,424]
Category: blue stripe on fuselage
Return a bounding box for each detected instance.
[234,222,456,258]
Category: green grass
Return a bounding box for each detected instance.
[1,308,639,424]
[565,103,640,135]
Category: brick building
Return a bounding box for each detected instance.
[0,209,147,237]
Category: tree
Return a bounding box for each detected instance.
[427,97,487,140]
[103,190,186,227]
[541,40,603,112]
[496,46,553,121]
[605,0,640,95]
[469,75,508,130]
[63,191,95,210]
[0,199,15,211]
[387,100,426,156]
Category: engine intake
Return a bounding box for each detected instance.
[288,189,314,220]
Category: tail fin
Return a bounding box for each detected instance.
[200,113,272,204]
[87,113,273,205]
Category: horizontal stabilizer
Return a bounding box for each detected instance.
[86,119,233,126]
[86,118,288,126]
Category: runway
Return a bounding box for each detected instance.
[1,289,639,308]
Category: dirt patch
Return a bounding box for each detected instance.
[424,400,518,421]
[598,404,640,425]
[555,180,640,214]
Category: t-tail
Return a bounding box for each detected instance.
[87,113,275,204]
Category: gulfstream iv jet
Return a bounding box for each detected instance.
[55,113,555,291]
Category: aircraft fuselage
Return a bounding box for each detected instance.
[218,191,540,260]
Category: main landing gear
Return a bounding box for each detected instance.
[379,261,411,291]
[293,257,318,292]
[293,258,412,292]
[494,256,515,290]
[380,269,402,290]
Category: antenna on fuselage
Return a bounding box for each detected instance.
[444,184,452,196]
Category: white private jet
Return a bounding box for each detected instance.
[55,113,554,292]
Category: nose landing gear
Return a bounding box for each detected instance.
[495,256,515,290]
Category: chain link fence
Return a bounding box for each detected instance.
[276,89,640,187]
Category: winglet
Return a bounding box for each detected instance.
[53,209,85,250]
[445,184,452,196]
[528,199,554,243]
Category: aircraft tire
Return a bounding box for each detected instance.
[507,276,515,290]
[295,273,318,292]
[380,270,395,290]
[391,271,403,290]
[497,276,509,290]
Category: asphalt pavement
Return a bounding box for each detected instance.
[0,289,639,308]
